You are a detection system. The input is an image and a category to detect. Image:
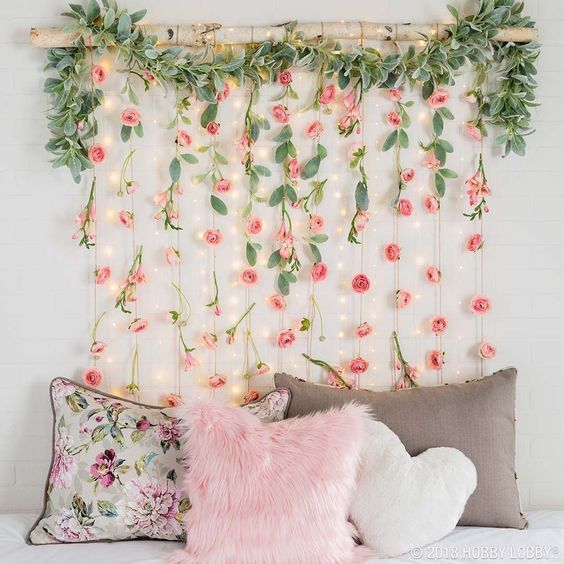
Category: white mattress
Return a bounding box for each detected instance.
[1,511,563,563]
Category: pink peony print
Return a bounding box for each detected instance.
[49,426,77,489]
[90,449,119,488]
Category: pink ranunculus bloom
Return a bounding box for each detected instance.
[202,331,217,350]
[409,365,422,381]
[349,357,369,374]
[279,235,295,260]
[426,349,444,370]
[387,111,402,127]
[422,152,441,171]
[424,194,440,214]
[216,82,231,102]
[288,158,299,179]
[465,123,482,141]
[214,179,232,193]
[309,215,324,232]
[153,191,168,208]
[425,266,442,284]
[88,144,106,164]
[388,89,402,102]
[397,199,414,217]
[401,168,415,183]
[430,315,448,335]
[241,268,259,286]
[272,104,290,124]
[256,364,271,376]
[129,266,146,285]
[206,121,220,136]
[268,294,287,311]
[246,216,263,235]
[384,242,401,262]
[243,389,261,404]
[177,129,192,147]
[319,84,336,104]
[91,65,107,84]
[470,295,491,315]
[311,262,328,283]
[352,273,370,294]
[396,290,412,309]
[165,247,180,266]
[203,229,223,246]
[95,266,111,285]
[466,233,484,252]
[479,341,497,359]
[278,70,293,86]
[209,374,227,389]
[353,209,370,232]
[119,210,134,229]
[355,322,373,339]
[83,367,103,388]
[120,107,141,127]
[277,329,296,348]
[184,351,200,371]
[128,318,148,334]
[428,89,449,109]
[143,71,156,82]
[164,393,183,407]
[90,341,106,358]
[306,120,324,139]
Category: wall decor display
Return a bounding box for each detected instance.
[33,0,539,405]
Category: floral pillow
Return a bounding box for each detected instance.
[27,378,290,545]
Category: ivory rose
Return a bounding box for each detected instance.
[214,179,232,193]
[401,168,415,183]
[202,332,217,349]
[128,318,148,334]
[426,349,444,370]
[465,123,482,141]
[311,262,328,283]
[424,194,440,214]
[268,294,286,311]
[83,367,103,388]
[119,211,134,229]
[277,329,296,348]
[206,121,220,136]
[387,111,402,127]
[396,290,412,309]
[319,84,336,104]
[397,199,414,217]
[272,105,290,124]
[309,215,324,232]
[388,89,402,102]
[466,233,484,252]
[165,247,180,266]
[209,374,227,389]
[430,315,448,335]
[90,341,106,357]
[306,120,324,139]
[352,273,370,294]
[164,393,182,407]
[479,341,496,359]
[241,268,259,286]
[278,70,293,86]
[246,216,263,235]
[177,130,192,147]
[428,89,449,109]
[355,322,373,339]
[95,266,111,285]
[349,357,369,374]
[425,266,442,284]
[91,65,106,84]
[88,144,106,164]
[470,295,491,314]
[384,243,401,262]
[120,107,141,127]
[203,229,222,246]
[184,351,200,370]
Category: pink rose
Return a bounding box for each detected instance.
[246,216,263,235]
[241,268,259,286]
[353,209,370,232]
[272,105,290,124]
[422,153,441,171]
[127,181,139,194]
[95,266,111,285]
[153,191,168,208]
[319,84,336,104]
[90,341,106,357]
[209,374,227,389]
[306,120,324,139]
[184,351,200,370]
[279,234,295,260]
[311,262,328,283]
[202,332,217,350]
[215,82,231,102]
[343,90,357,111]
[88,144,106,164]
[288,158,299,179]
[256,363,271,376]
[352,273,370,294]
[129,267,146,284]
[401,168,415,183]
[136,418,150,431]
[119,211,134,229]
[430,315,448,335]
[384,243,401,262]
[465,123,482,141]
[479,341,496,359]
[91,65,106,84]
[278,70,293,86]
[428,89,449,109]
[424,194,440,214]
[120,107,141,127]
[214,179,232,193]
[277,329,296,348]
[328,366,354,389]
[275,221,288,242]
[396,290,412,309]
[426,350,444,370]
[128,318,148,333]
[397,199,414,217]
[388,89,402,102]
[268,294,286,311]
[309,215,324,232]
[164,393,182,407]
[243,390,261,404]
[387,111,402,127]
[165,247,180,266]
[206,121,220,136]
[203,229,222,246]
[470,295,491,314]
[83,367,103,388]
[425,266,441,284]
[143,71,155,82]
[466,233,483,252]
[355,322,373,339]
[235,132,250,153]
[177,129,192,147]
[349,357,369,374]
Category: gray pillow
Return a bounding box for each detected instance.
[275,367,526,529]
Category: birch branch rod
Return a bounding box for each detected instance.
[30,22,538,48]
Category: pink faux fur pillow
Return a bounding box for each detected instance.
[171,400,372,564]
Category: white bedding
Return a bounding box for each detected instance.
[1,511,563,563]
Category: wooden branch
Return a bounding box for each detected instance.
[30,21,538,48]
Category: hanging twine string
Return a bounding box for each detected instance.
[437,197,443,384]
[479,134,485,378]
[174,86,182,396]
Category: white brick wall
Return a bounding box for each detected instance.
[0,0,562,513]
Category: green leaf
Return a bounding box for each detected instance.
[433,112,444,136]
[241,201,252,218]
[398,129,409,149]
[439,107,454,120]
[277,273,290,296]
[121,125,132,143]
[435,173,446,197]
[103,7,115,28]
[97,500,118,517]
[91,424,110,443]
[169,157,181,182]
[438,168,457,178]
[268,185,284,207]
[129,9,147,23]
[200,103,218,128]
[134,122,143,138]
[435,143,446,166]
[116,12,131,37]
[355,181,369,211]
[300,155,321,180]
[180,153,198,164]
[210,194,228,215]
[273,124,292,143]
[246,241,257,266]
[267,250,281,269]
[310,234,328,244]
[254,165,271,177]
[86,0,100,23]
[274,142,288,163]
[309,243,321,263]
[317,144,328,159]
[382,129,398,151]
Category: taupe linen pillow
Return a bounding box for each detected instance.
[275,367,526,529]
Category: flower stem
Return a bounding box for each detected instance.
[91,311,106,343]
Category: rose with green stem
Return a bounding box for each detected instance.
[194,140,229,216]
[243,328,268,380]
[126,343,140,395]
[347,145,368,245]
[90,310,106,355]
[117,148,136,196]
[73,177,96,249]
[338,80,363,137]
[225,302,256,344]
[205,271,220,315]
[302,353,351,389]
[115,245,144,314]
[169,282,196,357]
[392,330,418,389]
[300,295,326,342]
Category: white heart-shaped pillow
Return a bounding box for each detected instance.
[351,420,477,557]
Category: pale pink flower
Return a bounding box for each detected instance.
[241,267,259,286]
[279,234,295,260]
[184,351,200,370]
[387,111,402,127]
[343,90,357,112]
[215,82,231,102]
[311,262,328,283]
[349,357,369,374]
[256,364,271,376]
[309,215,324,232]
[397,199,414,217]
[466,233,484,252]
[272,105,290,124]
[384,243,401,262]
[143,71,156,82]
[203,229,222,246]
[425,266,442,284]
[396,290,412,309]
[428,89,449,109]
[353,209,369,232]
[91,65,106,84]
[465,123,482,141]
[388,89,402,102]
[119,210,134,229]
[202,332,217,350]
[275,220,288,242]
[246,216,263,235]
[95,266,111,285]
[49,426,77,490]
[278,70,293,86]
[306,120,324,139]
[129,266,146,284]
[164,393,182,407]
[177,130,192,147]
[430,315,448,335]
[426,350,444,370]
[88,144,106,164]
[268,294,286,311]
[235,132,250,152]
[214,304,221,317]
[277,329,296,348]
[89,341,106,358]
[422,152,441,171]
[328,366,354,389]
[120,107,141,127]
[424,194,440,214]
[206,121,220,136]
[128,318,148,334]
[352,273,370,294]
[319,84,336,104]
[127,181,139,194]
[464,93,477,104]
[288,158,299,179]
[153,191,168,207]
[470,295,491,314]
[214,179,232,193]
[83,367,103,387]
[243,390,260,404]
[401,168,415,183]
[165,247,180,266]
[209,374,227,389]
[479,341,496,359]
[355,322,373,339]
